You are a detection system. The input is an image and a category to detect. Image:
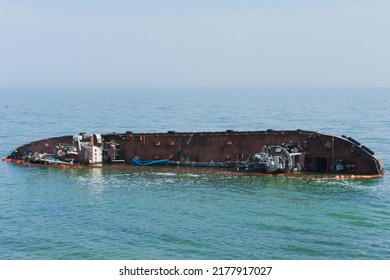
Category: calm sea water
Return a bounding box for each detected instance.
[0,88,389,260]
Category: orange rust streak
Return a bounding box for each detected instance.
[3,158,385,179]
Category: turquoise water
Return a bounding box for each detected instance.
[0,88,389,259]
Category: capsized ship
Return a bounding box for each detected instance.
[3,129,385,178]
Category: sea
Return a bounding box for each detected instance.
[0,88,389,260]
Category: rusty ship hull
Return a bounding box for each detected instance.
[3,130,385,178]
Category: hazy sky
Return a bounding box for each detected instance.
[0,0,389,87]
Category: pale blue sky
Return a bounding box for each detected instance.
[0,0,389,87]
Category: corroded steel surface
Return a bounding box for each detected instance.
[4,130,385,177]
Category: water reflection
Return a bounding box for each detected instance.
[74,168,105,195]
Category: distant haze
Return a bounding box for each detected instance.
[0,0,389,87]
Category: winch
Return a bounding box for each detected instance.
[236,145,303,174]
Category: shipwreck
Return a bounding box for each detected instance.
[3,129,385,178]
